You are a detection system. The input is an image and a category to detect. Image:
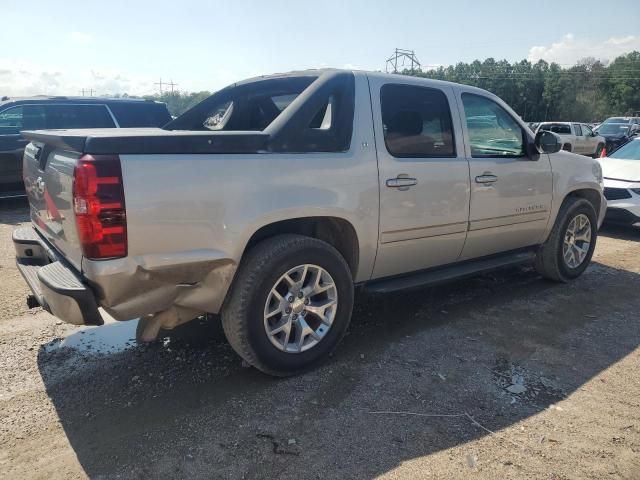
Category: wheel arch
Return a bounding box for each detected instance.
[565,188,602,218]
[244,216,360,278]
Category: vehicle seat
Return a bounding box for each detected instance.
[385,110,436,155]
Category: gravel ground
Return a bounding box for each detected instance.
[0,198,639,479]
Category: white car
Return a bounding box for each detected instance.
[536,122,606,157]
[600,137,640,225]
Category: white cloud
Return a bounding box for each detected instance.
[0,59,156,97]
[528,34,640,65]
[67,31,93,44]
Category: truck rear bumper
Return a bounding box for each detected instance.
[13,226,103,326]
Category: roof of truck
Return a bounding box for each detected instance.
[233,68,505,100]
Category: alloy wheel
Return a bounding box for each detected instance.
[263,264,338,353]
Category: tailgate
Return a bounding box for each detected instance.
[22,138,85,270]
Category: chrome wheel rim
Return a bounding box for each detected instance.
[563,213,592,269]
[263,264,338,353]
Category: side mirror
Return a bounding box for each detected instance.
[535,130,562,154]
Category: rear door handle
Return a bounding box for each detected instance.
[386,177,418,189]
[475,174,498,184]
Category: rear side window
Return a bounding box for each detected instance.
[45,105,115,129]
[462,93,525,157]
[0,105,47,134]
[167,73,355,152]
[573,124,582,136]
[380,84,455,158]
[108,102,172,127]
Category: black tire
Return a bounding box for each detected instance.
[562,143,572,152]
[594,143,604,158]
[221,234,354,376]
[535,197,598,282]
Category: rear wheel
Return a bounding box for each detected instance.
[535,197,597,282]
[221,234,354,376]
[562,143,572,152]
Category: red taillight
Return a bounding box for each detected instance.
[73,154,127,259]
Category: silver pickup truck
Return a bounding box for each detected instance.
[14,70,606,376]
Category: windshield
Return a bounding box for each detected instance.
[603,117,629,124]
[609,140,640,160]
[598,123,630,135]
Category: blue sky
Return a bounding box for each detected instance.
[1,0,639,96]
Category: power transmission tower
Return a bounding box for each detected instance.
[385,48,421,74]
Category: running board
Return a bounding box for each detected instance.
[364,250,537,294]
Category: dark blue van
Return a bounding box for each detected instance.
[0,96,171,196]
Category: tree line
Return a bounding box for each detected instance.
[140,51,640,122]
[407,51,640,122]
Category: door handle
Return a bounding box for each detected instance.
[475,174,498,184]
[386,177,418,189]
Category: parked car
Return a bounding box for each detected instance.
[13,70,606,376]
[594,118,640,153]
[535,121,606,157]
[599,137,640,225]
[0,96,172,197]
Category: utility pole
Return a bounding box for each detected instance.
[167,79,178,94]
[154,78,164,95]
[385,48,421,74]
[79,88,95,96]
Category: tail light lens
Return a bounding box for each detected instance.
[73,154,127,259]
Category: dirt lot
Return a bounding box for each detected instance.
[0,198,639,480]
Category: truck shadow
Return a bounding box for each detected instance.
[600,222,640,241]
[37,259,640,479]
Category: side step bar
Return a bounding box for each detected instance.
[364,250,536,294]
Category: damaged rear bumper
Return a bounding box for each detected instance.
[13,226,103,326]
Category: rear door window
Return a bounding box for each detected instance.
[44,104,115,129]
[380,84,455,157]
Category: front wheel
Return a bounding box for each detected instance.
[221,234,354,376]
[535,197,598,282]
